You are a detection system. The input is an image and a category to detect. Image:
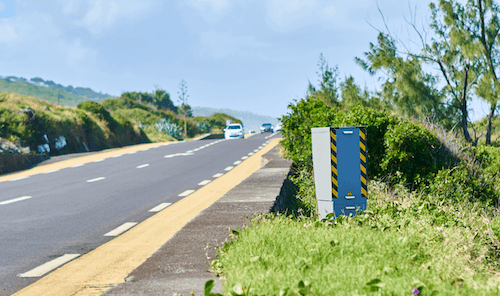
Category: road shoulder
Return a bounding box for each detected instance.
[104,145,292,295]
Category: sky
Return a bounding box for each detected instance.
[0,0,490,121]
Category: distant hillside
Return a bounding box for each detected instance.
[0,75,111,102]
[192,107,280,133]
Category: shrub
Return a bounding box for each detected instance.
[381,119,444,188]
[280,97,335,169]
[155,118,183,139]
[77,101,112,122]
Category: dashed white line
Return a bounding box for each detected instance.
[18,254,80,278]
[186,150,194,153]
[164,154,175,158]
[0,196,32,205]
[198,180,211,186]
[93,159,105,163]
[43,169,60,174]
[136,164,150,169]
[71,164,84,168]
[224,166,234,171]
[149,203,172,212]
[213,173,224,178]
[253,149,259,152]
[87,177,105,183]
[9,176,29,181]
[103,222,137,237]
[112,155,122,158]
[141,149,149,151]
[179,189,195,197]
[128,151,137,155]
[233,160,242,165]
[241,156,249,160]
[248,152,254,156]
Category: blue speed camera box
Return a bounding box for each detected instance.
[311,126,367,219]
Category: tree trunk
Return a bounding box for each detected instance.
[485,102,496,145]
[461,65,473,143]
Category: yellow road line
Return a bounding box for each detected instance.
[13,138,280,296]
[0,142,173,183]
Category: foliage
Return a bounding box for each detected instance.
[155,118,183,139]
[381,120,445,188]
[194,113,243,133]
[77,101,113,122]
[307,53,340,107]
[213,181,500,295]
[279,97,335,169]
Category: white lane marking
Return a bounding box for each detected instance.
[141,149,149,151]
[253,149,259,152]
[43,169,60,174]
[87,177,105,183]
[179,190,195,197]
[213,173,224,178]
[136,164,150,169]
[198,180,211,186]
[224,166,233,171]
[9,176,29,181]
[149,202,172,213]
[186,150,194,153]
[233,160,242,165]
[112,155,122,158]
[181,153,193,156]
[241,156,249,160]
[103,222,138,237]
[164,155,175,158]
[18,254,80,278]
[71,164,84,168]
[0,196,32,205]
[153,145,161,148]
[248,152,254,156]
[128,151,137,154]
[259,146,263,149]
[93,159,104,163]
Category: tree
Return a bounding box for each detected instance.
[355,33,445,122]
[153,87,176,112]
[340,76,368,109]
[308,53,340,106]
[178,79,189,138]
[433,0,500,145]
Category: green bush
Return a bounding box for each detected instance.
[280,97,335,169]
[381,120,444,188]
[77,101,114,123]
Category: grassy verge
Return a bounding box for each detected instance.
[212,180,500,295]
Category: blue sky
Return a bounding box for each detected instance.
[0,0,489,121]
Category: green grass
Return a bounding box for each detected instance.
[213,181,500,295]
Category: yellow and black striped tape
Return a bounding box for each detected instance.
[330,128,338,199]
[360,127,368,198]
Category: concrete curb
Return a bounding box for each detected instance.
[104,145,292,295]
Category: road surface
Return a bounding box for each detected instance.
[0,132,278,295]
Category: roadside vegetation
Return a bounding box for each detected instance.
[0,89,241,157]
[203,1,500,295]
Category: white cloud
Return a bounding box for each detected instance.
[63,38,97,67]
[0,1,6,13]
[0,23,17,43]
[74,0,154,35]
[266,0,318,29]
[189,0,230,14]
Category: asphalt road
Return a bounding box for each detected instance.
[0,133,278,295]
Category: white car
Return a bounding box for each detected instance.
[224,124,244,139]
[273,123,282,132]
